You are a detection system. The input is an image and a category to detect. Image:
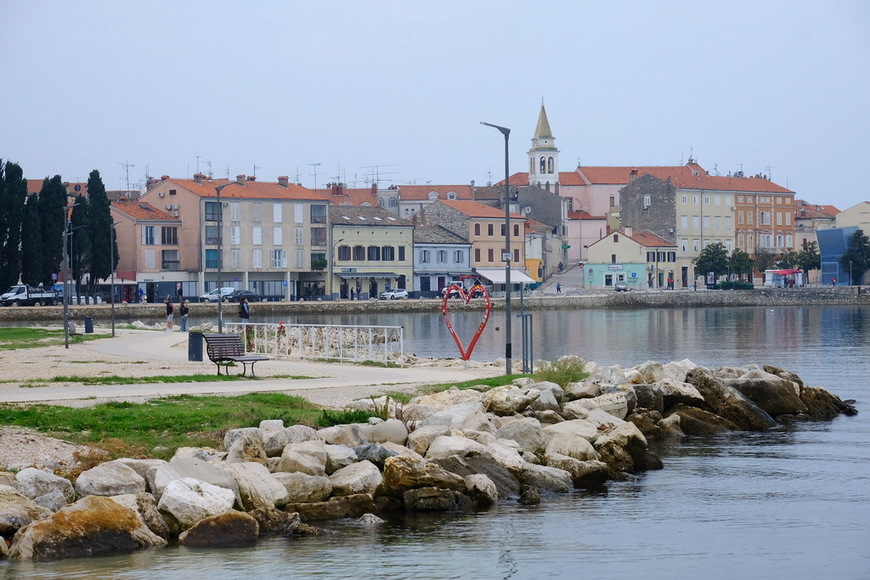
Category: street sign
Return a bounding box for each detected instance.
[502,252,512,262]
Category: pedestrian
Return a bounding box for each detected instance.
[558,262,564,273]
[180,300,190,332]
[164,297,174,331]
[556,282,562,294]
[350,286,355,300]
[139,288,145,303]
[238,297,250,321]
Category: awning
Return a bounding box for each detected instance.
[475,268,536,284]
[336,271,401,279]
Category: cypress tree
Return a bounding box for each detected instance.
[86,170,113,299]
[38,175,68,286]
[0,161,27,289]
[70,194,91,299]
[20,194,44,287]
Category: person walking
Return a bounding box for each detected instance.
[180,300,190,332]
[238,297,251,321]
[556,282,562,294]
[164,297,175,331]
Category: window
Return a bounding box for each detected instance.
[447,191,457,200]
[746,196,753,203]
[427,191,438,201]
[681,239,688,251]
[252,226,262,245]
[513,224,520,237]
[500,224,506,236]
[643,195,651,208]
[295,249,304,268]
[547,156,554,173]
[367,246,381,261]
[161,250,179,270]
[454,249,463,263]
[487,248,494,262]
[337,245,350,261]
[295,204,304,223]
[398,246,405,261]
[681,215,688,228]
[693,216,700,229]
[647,251,655,262]
[704,196,710,205]
[161,226,178,245]
[205,249,220,269]
[353,245,365,260]
[310,204,327,224]
[737,196,744,203]
[714,216,721,230]
[487,224,494,236]
[540,157,546,173]
[273,204,282,223]
[692,195,698,205]
[682,195,688,204]
[609,196,615,208]
[145,249,154,269]
[474,223,481,235]
[252,249,263,268]
[436,249,446,263]
[295,227,304,245]
[252,202,261,222]
[668,251,677,262]
[270,249,287,268]
[230,203,240,222]
[760,211,771,226]
[738,212,744,225]
[777,212,783,226]
[475,248,481,262]
[513,248,519,263]
[613,234,619,242]
[169,189,177,196]
[693,239,699,251]
[786,213,792,225]
[703,216,710,229]
[383,246,395,261]
[611,254,617,264]
[141,226,155,245]
[310,252,326,269]
[205,225,220,245]
[747,212,754,225]
[230,249,240,269]
[311,227,327,246]
[230,226,240,245]
[273,226,283,246]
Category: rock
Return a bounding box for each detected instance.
[626,361,664,384]
[285,425,320,444]
[358,513,385,525]
[370,419,409,445]
[662,359,698,382]
[419,402,487,430]
[631,384,665,413]
[431,456,521,499]
[657,378,706,409]
[8,495,166,561]
[482,385,537,416]
[114,458,167,485]
[495,417,545,455]
[354,443,399,468]
[285,493,377,521]
[406,425,451,456]
[13,467,75,504]
[529,388,562,413]
[564,379,601,401]
[382,455,466,494]
[527,380,564,402]
[317,423,372,447]
[275,440,328,476]
[324,444,358,475]
[0,472,15,488]
[223,427,262,453]
[34,490,69,512]
[665,404,739,435]
[543,419,599,444]
[459,409,496,433]
[109,492,170,539]
[544,432,599,462]
[725,369,808,417]
[171,446,224,462]
[0,487,52,536]
[223,462,289,510]
[799,386,858,420]
[258,420,291,457]
[411,388,484,408]
[147,457,240,503]
[178,510,259,547]
[657,413,685,438]
[518,464,572,494]
[464,474,498,508]
[402,487,475,512]
[543,454,609,489]
[626,408,664,438]
[518,484,541,505]
[74,461,147,497]
[328,460,383,496]
[593,422,649,474]
[379,442,424,463]
[248,506,307,536]
[156,478,236,530]
[225,433,269,465]
[272,471,333,502]
[685,368,777,431]
[425,435,490,460]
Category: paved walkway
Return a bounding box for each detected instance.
[4,329,503,408]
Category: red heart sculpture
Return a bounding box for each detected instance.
[441,284,492,360]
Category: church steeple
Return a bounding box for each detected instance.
[528,102,559,190]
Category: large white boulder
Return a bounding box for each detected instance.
[13,467,75,504]
[406,425,450,456]
[272,472,332,502]
[328,460,383,496]
[495,417,545,455]
[370,419,408,445]
[223,462,289,510]
[74,461,147,497]
[156,478,236,530]
[146,457,239,502]
[425,435,490,460]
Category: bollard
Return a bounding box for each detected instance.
[188,331,203,361]
[84,317,94,334]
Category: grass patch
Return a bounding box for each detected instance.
[532,356,589,386]
[46,374,250,385]
[0,393,323,461]
[415,373,527,396]
[0,327,104,350]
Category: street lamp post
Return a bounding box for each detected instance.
[110,221,119,337]
[481,121,512,375]
[214,183,233,332]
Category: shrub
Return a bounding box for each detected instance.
[718,281,754,290]
[533,356,588,387]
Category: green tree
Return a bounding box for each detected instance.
[775,249,800,269]
[70,194,91,299]
[86,170,114,299]
[693,242,729,281]
[729,248,754,281]
[840,229,870,285]
[796,240,820,280]
[20,194,44,287]
[754,248,776,283]
[38,175,68,286]
[0,161,27,290]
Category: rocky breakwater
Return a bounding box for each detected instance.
[0,358,857,562]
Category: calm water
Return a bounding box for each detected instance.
[4,306,869,579]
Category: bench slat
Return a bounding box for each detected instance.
[202,333,269,377]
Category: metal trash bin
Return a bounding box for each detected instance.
[188,331,203,361]
[84,317,94,334]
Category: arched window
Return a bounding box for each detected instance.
[389,198,398,207]
[530,158,535,174]
[487,224,494,236]
[474,223,481,236]
[427,191,438,201]
[500,224,506,236]
[513,224,520,237]
[540,157,546,173]
[446,191,457,200]
[547,156,554,173]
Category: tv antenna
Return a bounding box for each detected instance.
[360,164,397,185]
[307,162,321,190]
[117,160,134,191]
[253,164,261,178]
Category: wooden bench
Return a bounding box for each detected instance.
[202,333,269,377]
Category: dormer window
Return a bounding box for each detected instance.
[428,191,438,201]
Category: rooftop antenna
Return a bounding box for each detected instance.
[117,160,134,191]
[225,164,231,179]
[308,162,321,190]
[764,164,774,181]
[253,164,261,178]
[291,167,302,184]
[204,160,212,178]
[196,155,201,174]
[360,164,397,185]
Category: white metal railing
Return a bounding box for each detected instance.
[223,322,404,364]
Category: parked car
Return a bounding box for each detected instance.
[442,285,484,298]
[199,287,235,302]
[379,288,409,300]
[614,281,629,292]
[225,289,261,303]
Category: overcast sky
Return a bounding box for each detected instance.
[3,1,868,209]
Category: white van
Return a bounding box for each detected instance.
[199,287,235,303]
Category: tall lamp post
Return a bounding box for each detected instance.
[481,121,512,375]
[215,183,233,332]
[110,221,119,337]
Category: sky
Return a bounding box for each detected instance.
[2,1,868,209]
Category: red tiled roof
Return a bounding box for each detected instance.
[794,199,840,218]
[577,164,793,193]
[396,185,474,200]
[317,186,379,206]
[624,229,676,248]
[439,199,525,220]
[111,201,177,221]
[150,177,329,201]
[568,210,605,220]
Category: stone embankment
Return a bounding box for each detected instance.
[1,287,867,323]
[0,357,856,561]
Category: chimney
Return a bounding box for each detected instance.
[629,169,638,183]
[371,182,378,194]
[331,183,344,196]
[247,175,256,182]
[193,173,204,184]
[161,175,170,181]
[624,226,633,237]
[277,176,289,187]
[236,174,246,184]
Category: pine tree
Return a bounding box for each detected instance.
[20,194,44,286]
[0,161,27,289]
[70,194,91,300]
[86,170,113,299]
[38,175,68,286]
